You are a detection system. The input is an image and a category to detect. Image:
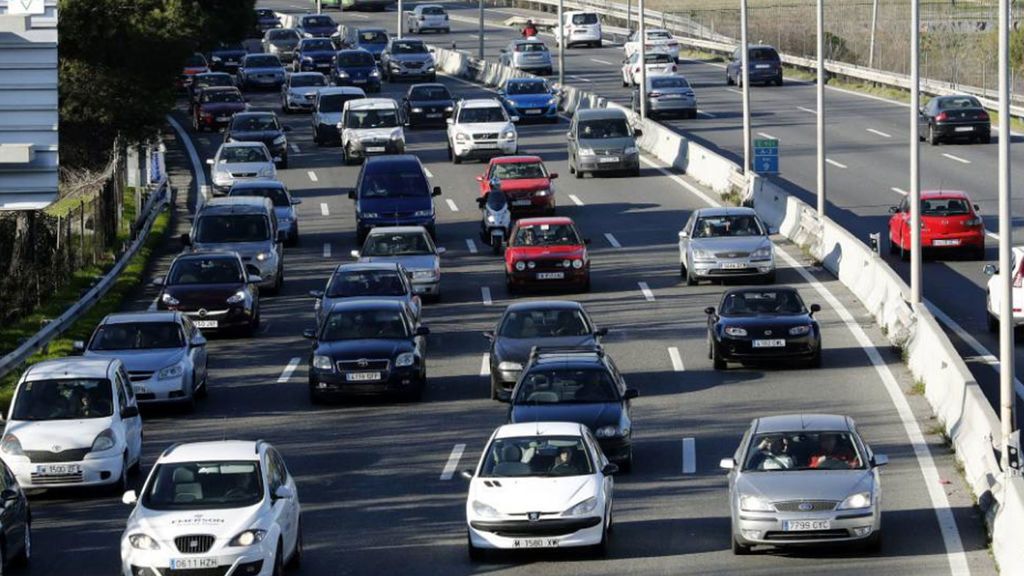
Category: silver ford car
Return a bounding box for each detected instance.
[353,226,444,300]
[678,206,775,285]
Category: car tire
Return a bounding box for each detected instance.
[452,151,462,164]
[928,124,940,145]
[591,518,609,558]
[344,144,358,165]
[106,455,129,496]
[864,530,882,553]
[314,129,323,146]
[282,103,292,115]
[726,72,734,86]
[808,347,822,368]
[680,262,688,279]
[13,518,30,567]
[279,155,288,170]
[732,535,752,555]
[272,541,284,576]
[429,73,437,82]
[712,340,727,370]
[196,369,209,399]
[685,265,698,286]
[287,517,303,568]
[888,235,898,254]
[489,376,502,401]
[618,451,633,473]
[762,270,776,284]
[987,308,999,333]
[981,133,992,144]
[775,76,784,86]
[899,235,910,261]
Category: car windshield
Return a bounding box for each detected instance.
[922,197,971,216]
[231,116,278,131]
[458,106,507,123]
[507,81,547,95]
[290,74,327,88]
[11,379,114,420]
[220,146,269,163]
[143,461,264,510]
[256,9,275,17]
[513,223,581,246]
[749,47,780,60]
[268,29,299,41]
[304,16,335,27]
[229,186,290,207]
[644,53,672,64]
[499,308,590,338]
[422,6,446,14]
[651,77,688,89]
[245,55,280,68]
[359,31,389,44]
[196,75,233,89]
[195,214,270,243]
[720,290,806,315]
[337,51,375,67]
[649,30,672,40]
[409,86,450,100]
[168,257,244,285]
[692,214,765,238]
[346,107,399,128]
[319,93,361,112]
[578,118,630,139]
[742,431,866,471]
[359,169,428,198]
[572,13,598,24]
[936,96,982,110]
[515,43,547,53]
[327,269,406,297]
[491,161,546,180]
[90,322,184,351]
[514,368,619,404]
[302,39,334,52]
[480,436,593,478]
[321,308,409,340]
[362,232,433,256]
[392,41,427,54]
[202,90,243,104]
[185,54,207,67]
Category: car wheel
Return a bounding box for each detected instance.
[591,516,609,558]
[574,159,583,179]
[775,75,784,86]
[279,155,288,170]
[732,535,752,555]
[287,517,303,568]
[987,305,999,333]
[106,455,129,496]
[712,340,727,370]
[14,518,30,567]
[344,144,358,165]
[808,347,822,368]
[183,381,196,412]
[452,150,462,164]
[618,451,633,473]
[272,541,284,576]
[888,234,898,254]
[282,102,291,115]
[196,369,209,399]
[928,124,940,145]
[685,264,698,286]
[726,72,734,86]
[467,531,484,561]
[899,235,909,261]
[981,133,992,144]
[489,376,502,401]
[680,262,688,279]
[314,128,323,146]
[622,76,629,88]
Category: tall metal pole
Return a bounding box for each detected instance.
[998,0,1015,471]
[478,0,485,60]
[740,0,751,174]
[626,0,632,32]
[816,0,825,217]
[868,0,879,69]
[910,0,921,304]
[316,0,322,15]
[639,0,647,118]
[397,0,403,38]
[558,0,565,86]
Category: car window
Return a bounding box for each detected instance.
[319,93,361,113]
[720,290,806,316]
[457,106,507,123]
[921,198,970,216]
[692,214,765,238]
[220,146,270,164]
[514,368,618,404]
[264,452,283,492]
[245,55,281,68]
[649,30,672,40]
[229,185,291,207]
[11,378,114,420]
[577,118,630,139]
[290,74,327,88]
[362,232,433,256]
[303,16,335,27]
[512,223,581,247]
[644,53,672,64]
[328,269,407,297]
[480,436,593,478]
[142,461,264,510]
[742,431,865,471]
[321,308,410,340]
[196,76,233,90]
[936,96,982,110]
[506,81,547,95]
[231,115,279,131]
[571,13,598,25]
[749,47,780,60]
[268,29,300,41]
[359,167,429,198]
[490,161,546,180]
[651,77,688,89]
[359,30,389,44]
[391,41,427,54]
[115,371,129,412]
[169,257,244,285]
[270,448,290,487]
[301,39,334,52]
[336,51,375,67]
[409,86,450,100]
[515,43,548,53]
[345,107,400,129]
[422,6,446,14]
[90,322,185,351]
[499,309,590,338]
[195,214,270,243]
[201,90,243,104]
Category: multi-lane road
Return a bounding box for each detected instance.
[20,3,1002,575]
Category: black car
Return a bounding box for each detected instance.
[919,95,991,145]
[401,83,454,128]
[303,299,429,403]
[188,72,235,112]
[506,346,637,471]
[485,300,605,400]
[224,111,291,168]
[155,251,261,336]
[210,42,249,74]
[0,459,30,572]
[293,37,337,73]
[254,8,282,34]
[296,14,338,39]
[726,44,782,87]
[705,287,821,369]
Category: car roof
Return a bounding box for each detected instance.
[364,154,422,170]
[417,3,444,8]
[346,98,398,110]
[159,440,262,464]
[195,72,233,79]
[25,357,116,381]
[693,206,758,217]
[921,190,970,199]
[332,262,403,274]
[327,298,406,313]
[200,86,239,94]
[461,98,503,109]
[101,311,180,325]
[204,196,272,212]
[219,141,269,151]
[532,351,605,368]
[366,225,429,236]
[494,422,585,439]
[232,111,275,120]
[357,27,387,32]
[290,71,326,79]
[317,86,366,96]
[506,77,545,84]
[516,216,574,227]
[574,107,627,120]
[409,82,447,90]
[505,300,583,312]
[491,155,544,164]
[754,414,853,434]
[174,250,241,263]
[722,285,799,296]
[229,179,287,191]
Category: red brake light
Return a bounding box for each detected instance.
[1014,274,1023,289]
[935,111,948,121]
[978,111,990,120]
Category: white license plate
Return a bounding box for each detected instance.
[216,116,230,122]
[753,339,786,348]
[934,239,961,246]
[194,320,218,328]
[366,146,386,153]
[512,199,532,206]
[346,372,381,382]
[353,79,367,84]
[537,272,565,280]
[133,384,149,394]
[526,109,544,115]
[513,538,559,548]
[426,113,442,118]
[170,558,219,570]
[598,156,619,163]
[783,520,831,531]
[662,94,682,99]
[756,64,771,69]
[721,262,747,269]
[35,464,81,476]
[954,126,975,132]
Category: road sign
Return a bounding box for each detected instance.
[7,0,45,15]
[753,138,779,175]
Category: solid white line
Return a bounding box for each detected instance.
[640,157,721,207]
[277,358,300,383]
[446,198,459,212]
[424,167,434,178]
[440,443,467,480]
[697,110,717,118]
[604,233,621,248]
[568,194,584,206]
[668,346,684,371]
[825,158,847,169]
[481,286,493,306]
[466,238,478,254]
[320,203,330,216]
[891,187,908,196]
[638,281,655,302]
[570,75,593,83]
[985,230,999,241]
[480,353,490,377]
[797,106,817,115]
[323,242,331,258]
[682,437,696,474]
[926,302,1024,400]
[307,171,318,182]
[591,58,614,65]
[290,143,300,153]
[165,115,209,188]
[942,153,971,164]
[757,132,777,140]
[147,295,159,312]
[725,87,742,95]
[867,128,892,138]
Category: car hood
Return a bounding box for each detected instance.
[457,121,511,133]
[392,53,434,64]
[214,161,273,175]
[736,469,874,502]
[358,254,436,272]
[269,40,299,51]
[163,283,246,308]
[212,50,247,60]
[316,338,414,359]
[690,236,771,253]
[496,177,552,196]
[337,64,376,75]
[358,195,432,215]
[506,93,555,107]
[408,98,453,108]
[128,503,264,545]
[578,136,635,152]
[83,348,186,372]
[316,111,343,124]
[359,43,387,55]
[229,130,283,144]
[494,335,596,364]
[510,402,622,430]
[4,417,113,451]
[719,314,814,329]
[288,87,322,99]
[470,475,597,515]
[300,50,336,60]
[200,102,247,115]
[508,245,585,259]
[243,66,285,74]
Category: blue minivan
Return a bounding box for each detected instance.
[349,155,442,243]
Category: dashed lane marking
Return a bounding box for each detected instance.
[277,358,300,383]
[668,346,685,371]
[638,281,655,302]
[440,444,466,480]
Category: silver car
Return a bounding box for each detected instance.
[207,141,277,195]
[631,74,697,119]
[227,179,302,246]
[339,97,406,164]
[309,262,422,327]
[721,414,887,554]
[678,207,775,285]
[280,71,328,113]
[498,38,553,76]
[262,28,301,63]
[353,226,444,300]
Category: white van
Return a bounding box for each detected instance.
[557,11,602,48]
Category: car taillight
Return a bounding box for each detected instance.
[936,111,948,122]
[964,217,983,227]
[1014,274,1023,288]
[978,111,990,120]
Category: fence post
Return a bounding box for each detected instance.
[79,200,85,267]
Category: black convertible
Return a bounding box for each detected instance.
[705,287,821,369]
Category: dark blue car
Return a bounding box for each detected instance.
[499,78,560,123]
[350,28,389,60]
[349,155,442,243]
[332,49,381,93]
[293,38,336,73]
[209,43,248,73]
[297,13,338,38]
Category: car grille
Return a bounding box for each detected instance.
[128,370,154,382]
[229,172,258,178]
[593,149,620,156]
[175,534,216,554]
[764,529,850,541]
[773,500,838,512]
[531,259,572,270]
[403,61,425,69]
[471,517,601,537]
[337,359,390,371]
[30,471,83,484]
[715,251,750,258]
[24,448,90,463]
[473,132,499,140]
[154,568,231,576]
[707,267,758,276]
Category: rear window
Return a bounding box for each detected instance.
[648,30,672,40]
[651,77,688,89]
[290,74,327,88]
[359,30,389,44]
[201,90,242,104]
[515,43,548,53]
[268,29,299,41]
[195,214,270,243]
[922,197,971,216]
[245,55,281,68]
[936,96,982,110]
[422,6,446,14]
[337,51,375,67]
[185,54,207,67]
[749,47,779,61]
[644,53,672,63]
[301,39,334,52]
[303,16,335,27]
[571,13,598,25]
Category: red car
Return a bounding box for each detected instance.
[888,190,985,259]
[505,216,590,292]
[178,53,210,89]
[476,155,557,215]
[192,86,247,132]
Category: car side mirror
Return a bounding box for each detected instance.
[415,326,431,336]
[309,289,324,299]
[205,158,214,165]
[719,457,736,470]
[475,175,485,183]
[432,186,442,197]
[810,303,821,315]
[122,490,138,505]
[446,118,454,125]
[302,328,317,339]
[549,173,559,180]
[510,115,520,123]
[460,469,474,481]
[974,204,981,211]
[497,89,505,96]
[594,327,608,337]
[247,275,263,284]
[348,189,356,200]
[0,488,17,505]
[623,388,639,400]
[180,233,192,247]
[482,330,495,341]
[566,131,574,140]
[633,127,643,137]
[273,485,295,500]
[678,230,688,239]
[292,198,302,205]
[72,340,86,353]
[583,238,591,245]
[888,206,899,214]
[704,306,716,315]
[984,264,998,276]
[350,249,360,259]
[872,454,889,467]
[601,463,619,476]
[121,405,140,419]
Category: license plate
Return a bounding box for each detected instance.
[753,339,786,348]
[526,109,544,115]
[216,116,230,122]
[133,384,149,394]
[170,558,219,570]
[426,113,442,118]
[35,464,81,476]
[346,372,381,381]
[783,520,831,531]
[353,79,367,84]
[513,538,559,548]
[756,64,771,69]
[194,320,218,328]
[512,200,532,206]
[366,146,386,153]
[537,272,565,280]
[954,126,974,132]
[934,238,961,246]
[598,156,619,163]
[721,262,746,269]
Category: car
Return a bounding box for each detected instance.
[236,53,287,90]
[984,247,1024,330]
[223,111,292,168]
[345,27,389,60]
[678,206,775,285]
[255,8,282,33]
[624,28,681,61]
[77,312,209,408]
[631,74,697,119]
[228,179,303,245]
[705,287,822,369]
[280,71,328,114]
[405,4,450,34]
[401,83,454,128]
[567,108,641,178]
[888,191,986,260]
[292,37,336,73]
[309,262,421,327]
[340,0,395,10]
[120,440,302,576]
[498,78,560,123]
[339,97,406,164]
[262,27,302,63]
[498,38,554,76]
[188,71,235,112]
[919,94,992,144]
[312,86,367,145]
[555,10,602,48]
[447,98,519,164]
[332,49,382,93]
[505,216,590,292]
[621,50,677,87]
[192,86,247,132]
[353,226,444,300]
[0,458,30,571]
[1,357,143,492]
[463,422,617,559]
[476,155,557,215]
[209,42,248,74]
[207,141,277,195]
[303,299,429,402]
[296,13,338,38]
[178,53,210,89]
[380,38,436,82]
[184,196,286,293]
[349,155,442,242]
[721,414,887,554]
[484,300,605,400]
[154,251,262,334]
[727,44,783,86]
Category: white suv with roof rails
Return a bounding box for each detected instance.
[446,99,519,164]
[121,440,302,576]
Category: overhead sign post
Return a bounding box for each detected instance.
[753,138,779,175]
[7,0,45,15]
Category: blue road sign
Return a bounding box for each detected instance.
[753,138,779,175]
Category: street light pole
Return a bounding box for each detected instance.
[316,0,322,15]
[558,0,565,86]
[740,0,751,174]
[479,0,485,60]
[998,0,1016,471]
[816,0,825,217]
[909,0,921,305]
[397,0,403,38]
[868,0,879,68]
[638,0,647,118]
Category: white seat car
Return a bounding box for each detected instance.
[463,422,617,559]
[621,51,677,87]
[983,246,1024,331]
[339,97,406,164]
[1,358,143,492]
[446,99,518,164]
[405,4,450,34]
[120,440,302,576]
[624,28,681,61]
[207,142,277,195]
[555,11,602,48]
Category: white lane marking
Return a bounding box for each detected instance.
[290,143,300,153]
[590,58,614,65]
[797,106,817,114]
[349,13,368,19]
[825,158,847,169]
[277,358,300,383]
[638,281,655,302]
[682,437,696,474]
[668,346,685,371]
[468,33,479,39]
[480,353,490,377]
[697,110,716,118]
[466,238,478,254]
[320,203,330,216]
[725,87,742,95]
[307,170,318,182]
[440,443,467,480]
[446,198,460,212]
[867,128,892,138]
[165,114,208,210]
[147,294,159,312]
[891,187,908,196]
[259,321,272,335]
[985,230,999,241]
[926,302,1024,400]
[481,286,493,306]
[570,75,593,83]
[323,242,331,258]
[640,157,721,207]
[604,233,621,248]
[568,194,584,206]
[757,132,777,140]
[942,153,971,165]
[424,167,434,178]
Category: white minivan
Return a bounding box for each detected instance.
[1,358,143,492]
[557,11,602,48]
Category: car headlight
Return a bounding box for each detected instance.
[412,269,437,280]
[751,246,772,260]
[255,252,269,262]
[390,129,405,142]
[514,261,526,271]
[272,135,287,145]
[128,534,161,550]
[534,189,549,197]
[454,132,467,142]
[302,56,314,62]
[229,529,268,547]
[412,209,432,217]
[0,434,23,456]
[157,364,184,380]
[501,128,516,140]
[445,105,454,112]
[789,325,812,336]
[547,97,558,106]
[161,293,180,306]
[395,352,416,367]
[259,167,275,177]
[313,355,333,371]
[724,326,748,337]
[335,70,349,78]
[91,428,117,453]
[562,259,572,268]
[739,495,774,512]
[527,261,536,269]
[411,107,424,113]
[211,55,222,62]
[578,147,595,156]
[565,496,598,516]
[497,361,523,371]
[572,259,584,269]
[692,248,715,261]
[838,491,873,510]
[472,500,500,518]
[226,290,248,304]
[624,146,639,155]
[595,425,627,438]
[369,69,381,77]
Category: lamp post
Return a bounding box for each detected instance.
[638,0,647,118]
[740,0,751,174]
[909,0,921,305]
[997,0,1016,471]
[815,0,825,218]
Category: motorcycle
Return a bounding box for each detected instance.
[477,177,511,255]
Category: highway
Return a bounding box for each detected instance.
[19,3,999,575]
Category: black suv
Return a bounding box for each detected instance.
[224,111,292,168]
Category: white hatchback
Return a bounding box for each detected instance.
[984,246,1024,330]
[120,440,302,576]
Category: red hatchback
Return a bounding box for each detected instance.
[888,190,985,259]
[178,53,210,89]
[477,155,557,215]
[505,217,590,292]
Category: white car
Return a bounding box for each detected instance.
[555,11,602,48]
[1,358,143,491]
[624,28,681,61]
[621,51,677,87]
[984,246,1024,330]
[405,4,450,34]
[498,38,554,76]
[446,99,518,164]
[120,440,302,576]
[463,422,617,559]
[339,97,406,164]
[207,142,277,195]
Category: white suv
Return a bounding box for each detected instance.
[120,440,302,576]
[446,99,518,164]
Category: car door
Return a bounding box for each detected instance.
[889,198,909,246]
[115,367,143,463]
[1,462,28,557]
[680,212,696,264]
[264,449,295,557]
[584,429,613,512]
[271,448,300,553]
[183,317,208,390]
